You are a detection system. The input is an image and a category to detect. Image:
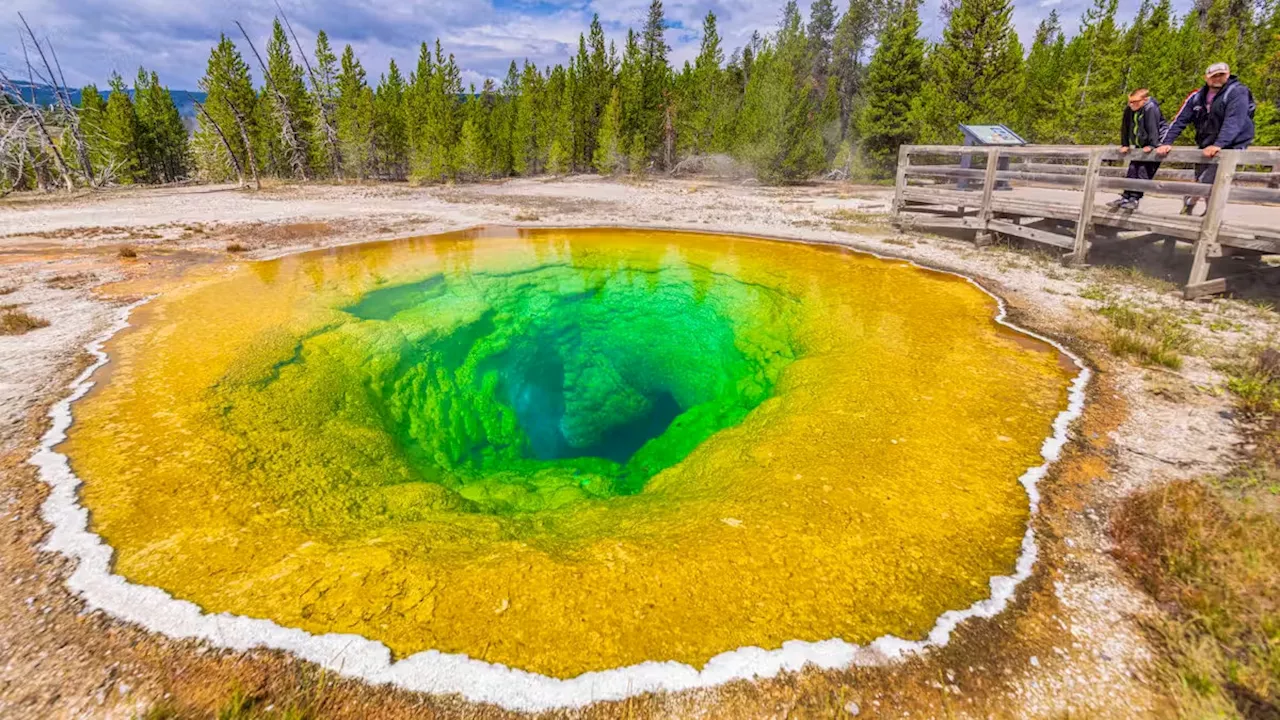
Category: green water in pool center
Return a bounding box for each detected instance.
[339,261,802,513]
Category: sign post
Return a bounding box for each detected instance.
[958,124,1026,191]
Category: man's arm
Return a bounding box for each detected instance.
[1214,86,1251,149]
[1157,91,1198,153]
[1120,106,1134,149]
[1142,103,1164,150]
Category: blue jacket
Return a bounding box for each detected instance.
[1121,98,1167,148]
[1161,75,1255,149]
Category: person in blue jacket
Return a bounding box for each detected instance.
[1157,62,1256,215]
[1108,88,1168,211]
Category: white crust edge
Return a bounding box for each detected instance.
[29,241,1090,713]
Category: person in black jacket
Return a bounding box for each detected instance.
[1109,89,1167,211]
[1157,62,1256,215]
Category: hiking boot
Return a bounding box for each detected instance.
[1106,197,1128,209]
[1120,198,1140,211]
[1180,197,1198,215]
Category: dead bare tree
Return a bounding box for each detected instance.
[17,13,95,186]
[236,20,309,181]
[186,91,251,188]
[275,1,340,177]
[0,54,73,191]
[224,96,262,190]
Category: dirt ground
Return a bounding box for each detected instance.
[0,176,1276,719]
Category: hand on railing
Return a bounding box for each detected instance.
[1142,146,1153,153]
[1156,144,1223,159]
[1118,146,1130,154]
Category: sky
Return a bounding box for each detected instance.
[3,0,1195,93]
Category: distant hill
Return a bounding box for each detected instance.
[4,81,205,120]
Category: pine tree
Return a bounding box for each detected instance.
[76,85,110,179]
[456,88,491,179]
[376,60,409,179]
[548,69,575,174]
[682,12,726,155]
[594,87,624,174]
[538,66,565,171]
[736,2,826,182]
[413,40,462,182]
[640,0,671,164]
[859,0,925,172]
[570,35,592,168]
[1253,2,1280,144]
[1019,12,1069,141]
[581,15,614,166]
[817,73,842,164]
[102,72,142,183]
[830,0,882,140]
[512,61,543,175]
[1204,0,1250,67]
[259,19,315,178]
[1171,10,1208,98]
[808,0,838,84]
[133,69,160,183]
[619,30,645,145]
[1061,0,1124,143]
[914,0,1024,143]
[312,31,342,176]
[488,66,518,177]
[335,45,375,178]
[194,34,259,182]
[134,70,190,183]
[628,133,647,175]
[1126,0,1181,107]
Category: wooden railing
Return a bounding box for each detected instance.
[891,145,1280,298]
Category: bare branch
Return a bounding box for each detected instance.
[185,90,247,188]
[236,20,309,181]
[17,13,95,185]
[275,1,340,176]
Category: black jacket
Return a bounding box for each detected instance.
[1120,99,1167,148]
[1162,76,1256,149]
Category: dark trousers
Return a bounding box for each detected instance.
[1195,143,1251,187]
[1123,161,1162,199]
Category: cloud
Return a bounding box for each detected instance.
[2,0,1196,92]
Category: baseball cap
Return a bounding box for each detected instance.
[1206,62,1230,76]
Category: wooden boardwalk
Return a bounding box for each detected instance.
[891,145,1280,298]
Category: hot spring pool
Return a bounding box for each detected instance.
[50,227,1083,705]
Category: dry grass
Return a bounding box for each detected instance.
[512,210,541,221]
[250,222,333,244]
[826,208,882,225]
[1112,479,1280,718]
[1224,347,1280,416]
[226,243,248,253]
[118,246,138,259]
[46,271,97,290]
[0,308,49,335]
[1112,349,1280,718]
[1096,302,1196,370]
[1092,264,1180,294]
[1,225,167,242]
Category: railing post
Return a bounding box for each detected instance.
[1068,148,1104,265]
[974,147,1000,247]
[1185,151,1239,299]
[892,145,910,218]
